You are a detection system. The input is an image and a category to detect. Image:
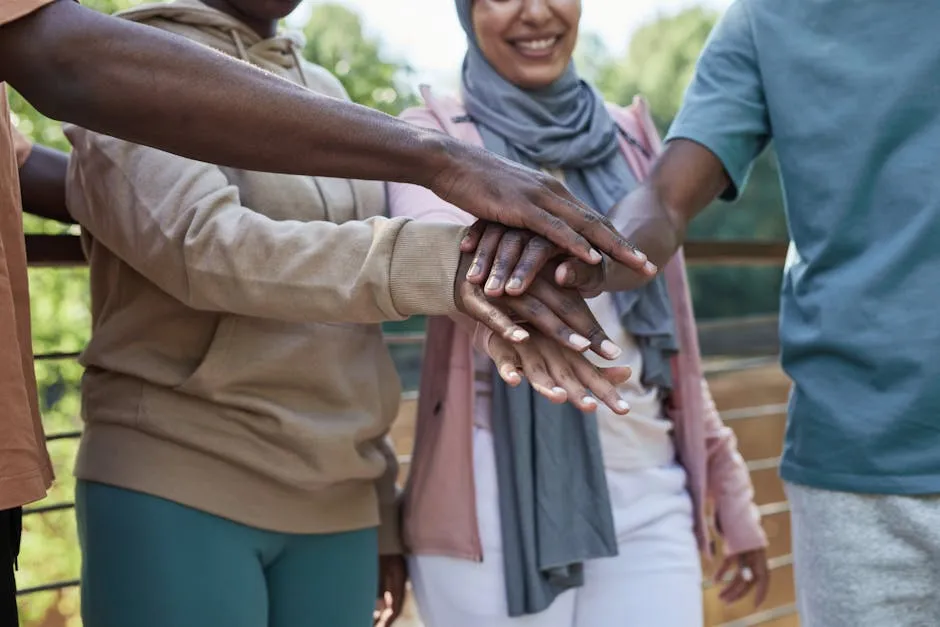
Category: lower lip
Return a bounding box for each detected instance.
[512,38,560,60]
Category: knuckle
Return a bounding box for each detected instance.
[586,324,606,343]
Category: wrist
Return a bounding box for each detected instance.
[407,130,463,190]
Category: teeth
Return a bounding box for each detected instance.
[516,37,557,51]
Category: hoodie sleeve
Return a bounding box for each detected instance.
[65,125,464,323]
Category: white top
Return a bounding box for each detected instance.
[472,292,675,472]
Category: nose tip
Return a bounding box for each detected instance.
[520,0,553,23]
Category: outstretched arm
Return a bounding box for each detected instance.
[0,0,649,268]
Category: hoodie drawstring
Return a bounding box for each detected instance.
[289,44,309,88]
[230,28,249,61]
[230,27,308,88]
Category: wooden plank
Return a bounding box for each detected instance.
[727,412,787,462]
[684,241,788,266]
[761,611,800,627]
[707,365,790,412]
[751,465,786,507]
[24,234,788,268]
[699,316,781,357]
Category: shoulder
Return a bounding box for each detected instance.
[605,97,662,156]
[400,86,468,131]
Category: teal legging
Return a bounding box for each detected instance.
[76,481,378,627]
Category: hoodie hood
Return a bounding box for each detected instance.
[118,0,309,86]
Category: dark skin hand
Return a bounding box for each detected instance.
[375,555,407,627]
[460,140,731,295]
[487,326,632,414]
[18,144,72,224]
[454,252,624,359]
[0,1,650,269]
[715,548,770,608]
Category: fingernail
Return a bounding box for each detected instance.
[467,263,481,278]
[616,400,630,412]
[551,386,566,396]
[507,278,523,291]
[569,334,591,350]
[601,340,622,359]
[503,369,521,384]
[582,396,597,408]
[633,248,647,262]
[461,233,472,245]
[511,329,529,342]
[589,249,603,263]
[644,260,658,275]
[485,277,500,292]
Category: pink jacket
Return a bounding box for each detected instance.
[387,86,767,561]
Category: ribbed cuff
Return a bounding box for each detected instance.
[718,500,768,555]
[389,221,465,317]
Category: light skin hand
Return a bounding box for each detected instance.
[487,328,632,414]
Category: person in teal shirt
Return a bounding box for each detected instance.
[460,0,940,624]
[666,1,940,624]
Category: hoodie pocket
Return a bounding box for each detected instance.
[173,315,239,397]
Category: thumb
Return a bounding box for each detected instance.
[555,259,604,293]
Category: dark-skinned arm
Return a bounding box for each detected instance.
[0,0,650,270]
[18,144,71,224]
[582,139,730,292]
[458,140,730,296]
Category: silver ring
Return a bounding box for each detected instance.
[741,567,754,582]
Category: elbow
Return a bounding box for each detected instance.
[15,43,89,124]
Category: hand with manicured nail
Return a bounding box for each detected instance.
[455,252,624,358]
[460,221,657,299]
[486,327,633,415]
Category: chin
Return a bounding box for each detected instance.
[513,69,568,90]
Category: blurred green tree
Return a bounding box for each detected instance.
[301,3,418,115]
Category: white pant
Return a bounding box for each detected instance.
[410,428,703,627]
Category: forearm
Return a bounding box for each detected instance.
[601,139,729,292]
[66,130,464,324]
[1,1,450,187]
[18,145,71,223]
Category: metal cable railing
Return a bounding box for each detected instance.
[17,235,794,626]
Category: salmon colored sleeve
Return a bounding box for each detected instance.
[0,0,55,25]
[702,380,768,555]
[11,124,32,168]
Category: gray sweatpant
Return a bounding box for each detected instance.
[786,483,940,627]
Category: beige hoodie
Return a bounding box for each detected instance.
[64,0,464,552]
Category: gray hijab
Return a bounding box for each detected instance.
[455,1,677,388]
[454,0,678,617]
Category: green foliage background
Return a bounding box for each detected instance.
[11,3,786,625]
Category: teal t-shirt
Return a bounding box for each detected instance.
[667,0,940,494]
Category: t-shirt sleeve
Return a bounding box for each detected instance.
[0,0,56,26]
[665,0,770,200]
